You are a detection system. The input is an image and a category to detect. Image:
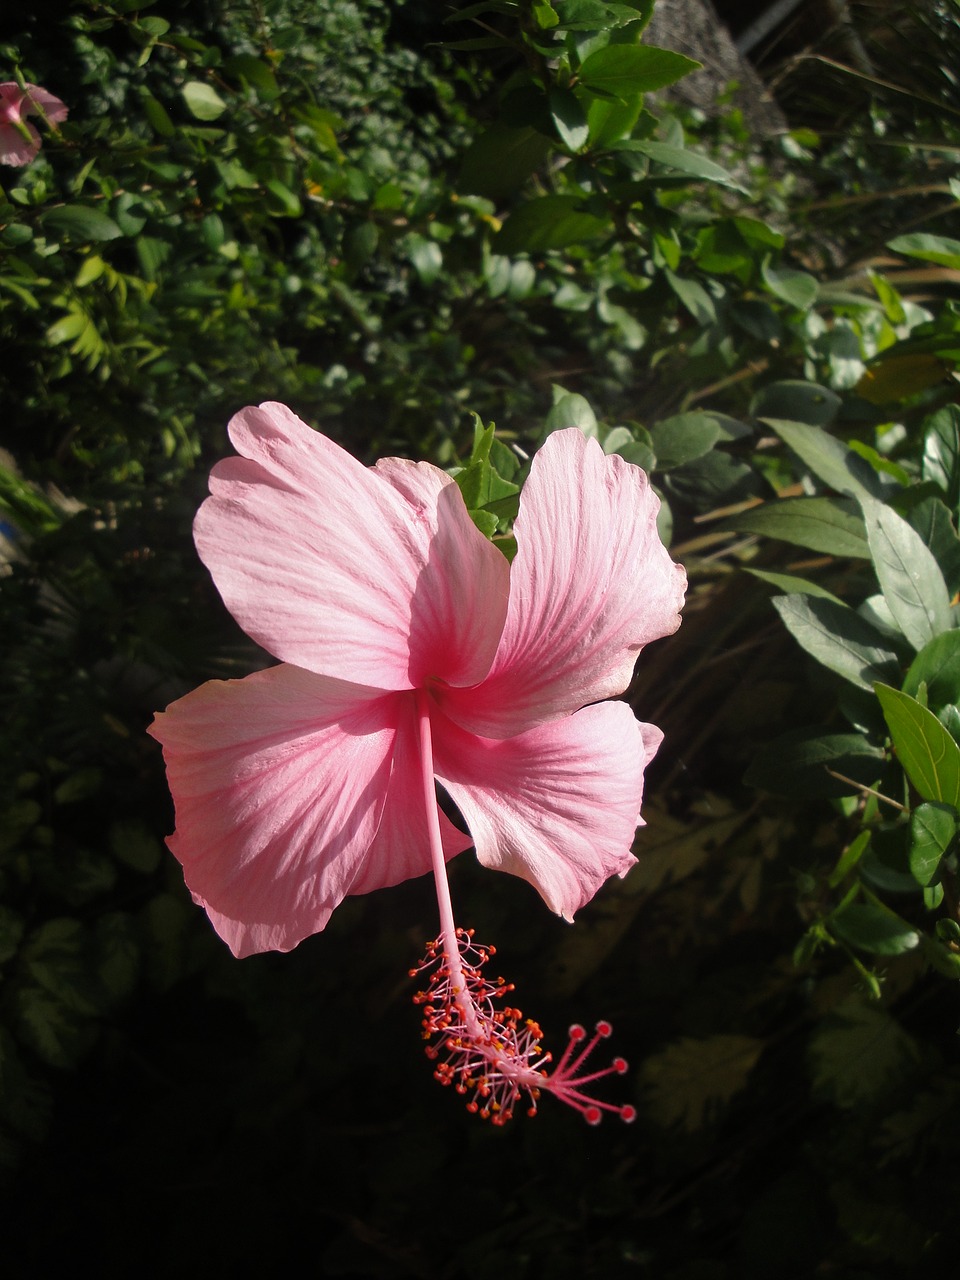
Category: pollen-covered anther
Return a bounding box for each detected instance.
[412,929,634,1127]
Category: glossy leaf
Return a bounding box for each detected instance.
[766,418,891,500]
[725,496,869,559]
[903,631,960,712]
[619,141,747,192]
[875,683,960,807]
[909,801,957,885]
[182,80,227,120]
[773,595,900,691]
[859,495,952,651]
[41,205,123,242]
[578,45,700,99]
[888,232,960,270]
[830,903,919,955]
[921,404,960,512]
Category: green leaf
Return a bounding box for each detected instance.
[457,124,551,200]
[745,569,843,603]
[546,390,598,434]
[406,234,442,285]
[830,903,919,955]
[649,411,722,469]
[224,53,280,101]
[495,195,608,253]
[744,728,885,798]
[264,178,302,217]
[773,595,900,691]
[909,801,957,885]
[761,259,818,310]
[888,232,960,270]
[921,404,960,511]
[752,384,841,428]
[641,1034,763,1132]
[903,631,960,713]
[578,45,701,99]
[108,819,162,874]
[859,495,952,651]
[907,496,960,596]
[875,682,960,807]
[41,205,123,242]
[808,996,920,1108]
[725,496,869,559]
[454,417,521,515]
[766,418,890,500]
[549,88,589,151]
[139,90,175,137]
[618,140,747,192]
[182,80,227,121]
[665,270,716,325]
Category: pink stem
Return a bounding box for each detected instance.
[415,689,483,1041]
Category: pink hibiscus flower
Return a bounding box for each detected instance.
[150,402,686,1123]
[0,82,68,166]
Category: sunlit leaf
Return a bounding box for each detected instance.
[724,496,869,559]
[909,801,957,885]
[773,595,900,691]
[875,682,960,807]
[859,495,952,651]
[182,80,228,121]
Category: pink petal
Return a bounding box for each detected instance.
[440,429,686,739]
[194,403,509,694]
[22,84,68,125]
[0,121,40,166]
[148,666,468,957]
[432,699,661,920]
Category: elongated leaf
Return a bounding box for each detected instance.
[767,419,890,501]
[619,141,746,192]
[495,195,608,253]
[859,495,952,651]
[903,630,960,712]
[744,728,885,797]
[773,595,900,691]
[752,382,841,428]
[908,496,960,596]
[921,404,960,511]
[578,45,700,99]
[888,232,960,270]
[746,569,843,603]
[830,904,919,955]
[909,801,957,885]
[549,87,588,151]
[41,205,123,242]
[875,682,960,807]
[724,496,869,559]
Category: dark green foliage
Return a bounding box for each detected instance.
[4,0,960,1275]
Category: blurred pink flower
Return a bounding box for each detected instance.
[0,82,68,166]
[150,402,686,1122]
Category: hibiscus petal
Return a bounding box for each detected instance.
[194,403,508,693]
[148,666,468,957]
[22,85,68,125]
[441,429,687,739]
[432,699,660,921]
